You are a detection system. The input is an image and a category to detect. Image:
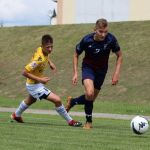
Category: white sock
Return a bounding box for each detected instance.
[15,101,28,117]
[55,104,72,123]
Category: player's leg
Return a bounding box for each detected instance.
[83,68,107,128]
[46,92,72,122]
[65,95,86,112]
[11,95,36,123]
[83,78,95,129]
[12,83,42,120]
[83,69,106,128]
[93,89,100,101]
[82,84,100,128]
[45,92,82,127]
[66,65,95,112]
[93,68,107,101]
[66,91,96,112]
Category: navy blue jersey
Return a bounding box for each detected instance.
[76,32,120,70]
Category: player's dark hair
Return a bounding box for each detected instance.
[42,34,53,45]
[95,18,108,28]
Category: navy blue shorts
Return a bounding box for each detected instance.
[82,63,107,90]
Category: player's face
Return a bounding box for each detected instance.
[42,42,53,55]
[95,27,108,41]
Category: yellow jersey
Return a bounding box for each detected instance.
[25,47,49,84]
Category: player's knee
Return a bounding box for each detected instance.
[54,97,62,106]
[24,96,36,106]
[85,91,94,100]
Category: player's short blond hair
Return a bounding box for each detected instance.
[95,18,108,29]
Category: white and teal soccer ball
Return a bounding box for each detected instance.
[130,116,149,134]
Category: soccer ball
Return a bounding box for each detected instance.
[130,116,149,135]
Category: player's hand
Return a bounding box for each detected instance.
[112,74,119,85]
[40,77,50,84]
[72,74,78,85]
[112,80,118,85]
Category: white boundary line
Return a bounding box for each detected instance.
[0,107,150,121]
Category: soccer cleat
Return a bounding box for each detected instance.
[68,120,82,127]
[65,96,73,112]
[83,122,93,129]
[10,113,24,123]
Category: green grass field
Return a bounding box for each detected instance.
[0,112,150,150]
[0,21,150,150]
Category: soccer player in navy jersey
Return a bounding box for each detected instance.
[66,18,123,129]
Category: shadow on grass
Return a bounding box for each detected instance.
[0,117,68,127]
[23,121,67,127]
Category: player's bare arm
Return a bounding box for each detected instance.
[48,59,57,73]
[72,51,79,85]
[112,50,123,85]
[22,69,50,84]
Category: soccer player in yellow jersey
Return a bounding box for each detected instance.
[11,34,82,127]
